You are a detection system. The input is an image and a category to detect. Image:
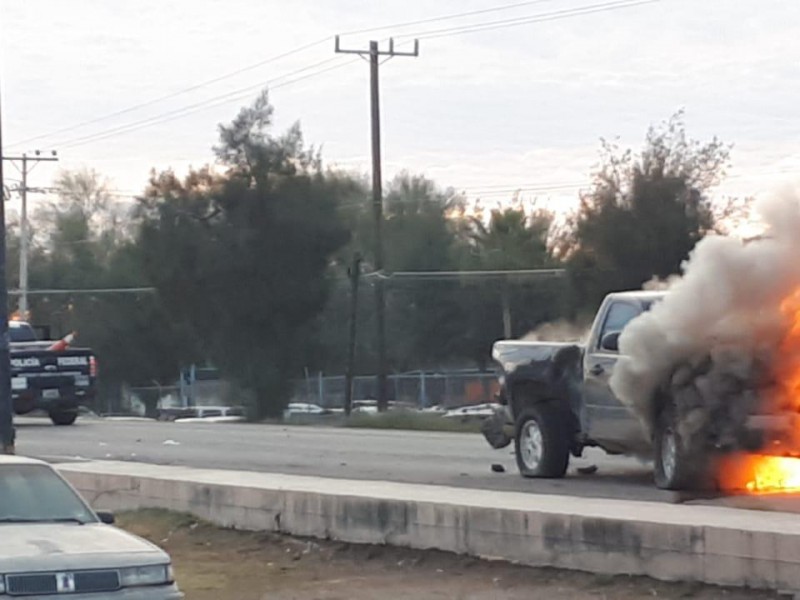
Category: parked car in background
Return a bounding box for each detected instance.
[0,455,182,598]
[282,403,330,420]
[158,405,245,422]
[350,400,378,415]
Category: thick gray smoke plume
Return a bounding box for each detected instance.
[610,188,800,446]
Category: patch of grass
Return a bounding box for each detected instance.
[345,411,482,433]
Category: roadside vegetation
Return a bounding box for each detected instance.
[17,92,737,419]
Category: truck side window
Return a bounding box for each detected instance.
[598,302,640,349]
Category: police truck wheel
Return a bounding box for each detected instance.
[49,410,78,426]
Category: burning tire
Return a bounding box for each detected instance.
[514,404,570,478]
[653,404,701,490]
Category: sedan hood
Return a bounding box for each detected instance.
[0,523,168,573]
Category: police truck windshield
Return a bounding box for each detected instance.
[9,323,37,343]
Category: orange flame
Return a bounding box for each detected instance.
[745,456,800,493]
[730,289,800,493]
[716,453,800,493]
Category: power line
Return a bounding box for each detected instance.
[9,287,156,296]
[8,0,569,150]
[15,0,658,152]
[61,1,654,150]
[340,0,563,36]
[466,183,587,195]
[408,0,659,40]
[0,0,661,186]
[27,183,585,204]
[366,268,566,280]
[6,37,332,150]
[55,56,342,147]
[463,180,583,190]
[11,272,566,296]
[57,58,359,149]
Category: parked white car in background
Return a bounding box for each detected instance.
[173,406,246,424]
[282,403,330,420]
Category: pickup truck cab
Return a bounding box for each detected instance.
[482,291,790,490]
[10,322,97,426]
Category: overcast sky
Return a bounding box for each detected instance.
[2,0,799,211]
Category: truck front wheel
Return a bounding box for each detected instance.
[653,405,698,490]
[514,404,570,478]
[49,409,78,426]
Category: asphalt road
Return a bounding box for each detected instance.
[13,416,679,503]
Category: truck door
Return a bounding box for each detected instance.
[582,299,647,451]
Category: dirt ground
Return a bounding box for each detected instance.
[118,510,785,600]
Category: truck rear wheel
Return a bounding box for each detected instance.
[49,409,78,426]
[514,404,570,478]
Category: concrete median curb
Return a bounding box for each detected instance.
[56,460,800,593]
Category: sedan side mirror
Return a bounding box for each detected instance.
[96,510,115,525]
[600,332,620,352]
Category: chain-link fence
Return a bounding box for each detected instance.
[291,369,500,410]
[119,379,236,417]
[114,370,499,417]
[116,385,180,417]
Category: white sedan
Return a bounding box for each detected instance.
[0,455,183,599]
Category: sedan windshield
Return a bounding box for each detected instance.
[0,464,96,524]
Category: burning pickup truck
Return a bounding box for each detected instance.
[481,290,799,491]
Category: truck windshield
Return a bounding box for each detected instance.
[9,323,37,343]
[0,464,96,524]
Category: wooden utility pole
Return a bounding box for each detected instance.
[2,151,59,318]
[0,82,14,453]
[335,36,419,412]
[502,286,512,339]
[344,252,362,416]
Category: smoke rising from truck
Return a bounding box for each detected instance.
[610,188,800,447]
